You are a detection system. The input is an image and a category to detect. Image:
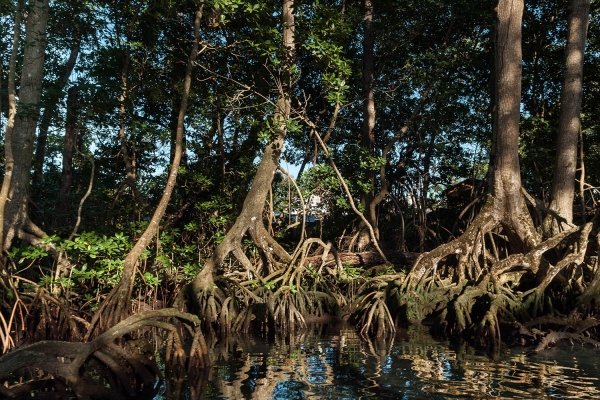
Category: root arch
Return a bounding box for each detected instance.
[395,191,599,347]
[0,309,209,398]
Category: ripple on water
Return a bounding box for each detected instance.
[195,326,600,400]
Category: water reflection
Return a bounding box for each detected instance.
[162,324,600,399]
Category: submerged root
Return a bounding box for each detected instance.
[533,331,600,352]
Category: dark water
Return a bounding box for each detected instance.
[157,324,600,399]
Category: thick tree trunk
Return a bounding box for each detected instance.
[191,0,296,288]
[87,5,205,336]
[491,0,524,207]
[490,0,538,250]
[546,0,590,231]
[358,0,378,250]
[403,0,540,335]
[406,0,532,294]
[1,0,49,252]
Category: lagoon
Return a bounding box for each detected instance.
[156,323,600,399]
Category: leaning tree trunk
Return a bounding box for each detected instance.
[545,0,590,233]
[186,0,296,316]
[0,0,49,253]
[86,5,205,338]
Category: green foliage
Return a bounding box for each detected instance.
[264,281,275,290]
[2,0,599,327]
[343,262,363,279]
[61,232,129,259]
[519,116,557,196]
[15,245,49,263]
[143,271,161,287]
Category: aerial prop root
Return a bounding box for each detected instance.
[228,238,345,333]
[414,216,594,344]
[521,313,600,352]
[352,290,396,338]
[404,198,497,291]
[533,331,600,352]
[85,277,138,341]
[520,221,593,316]
[195,282,227,332]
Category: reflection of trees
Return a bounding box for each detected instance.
[194,325,600,399]
[205,326,364,399]
[388,327,600,399]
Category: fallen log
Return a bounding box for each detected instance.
[303,251,419,268]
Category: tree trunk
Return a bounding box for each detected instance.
[0,3,23,258]
[117,41,147,208]
[404,0,543,332]
[1,0,49,252]
[417,130,436,252]
[406,0,534,297]
[52,85,80,229]
[489,0,538,251]
[86,4,205,337]
[33,38,81,184]
[546,0,590,232]
[358,0,377,250]
[191,0,296,289]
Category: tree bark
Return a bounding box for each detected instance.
[358,0,377,250]
[1,0,49,252]
[0,3,23,258]
[117,36,147,208]
[546,0,590,231]
[490,0,537,250]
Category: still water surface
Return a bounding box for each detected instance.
[159,323,600,399]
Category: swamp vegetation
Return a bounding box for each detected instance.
[1,0,600,397]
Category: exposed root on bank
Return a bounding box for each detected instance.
[176,234,353,336]
[347,193,600,348]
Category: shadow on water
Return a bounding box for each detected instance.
[154,322,600,399]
